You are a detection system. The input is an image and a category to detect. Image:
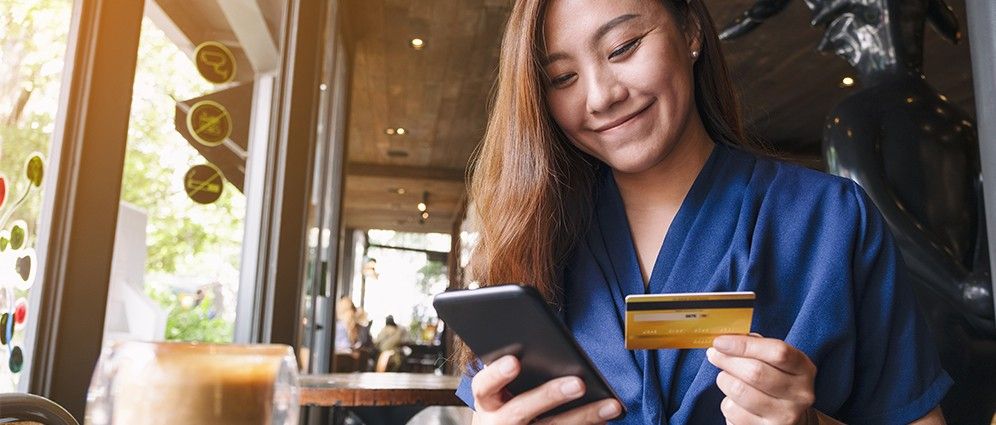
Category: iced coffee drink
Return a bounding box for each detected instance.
[86,342,299,425]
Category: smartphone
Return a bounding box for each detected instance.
[433,284,624,420]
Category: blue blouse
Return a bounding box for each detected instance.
[456,144,952,424]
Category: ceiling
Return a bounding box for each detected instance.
[148,0,976,235]
[150,0,283,79]
[340,0,510,233]
[337,0,977,234]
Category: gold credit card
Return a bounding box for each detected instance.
[625,292,755,350]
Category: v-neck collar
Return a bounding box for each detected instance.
[595,143,724,296]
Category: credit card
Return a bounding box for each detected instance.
[624,291,755,349]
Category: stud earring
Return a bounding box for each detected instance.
[691,50,700,59]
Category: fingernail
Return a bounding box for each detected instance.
[713,336,734,351]
[598,401,620,419]
[560,379,583,396]
[705,347,718,360]
[498,357,516,376]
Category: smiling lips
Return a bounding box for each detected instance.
[591,100,655,133]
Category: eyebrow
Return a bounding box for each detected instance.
[542,13,641,66]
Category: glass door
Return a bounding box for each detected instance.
[298,2,349,374]
[0,0,75,392]
[100,0,285,347]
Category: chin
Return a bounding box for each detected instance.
[599,152,664,175]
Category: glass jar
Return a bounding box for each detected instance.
[85,342,299,425]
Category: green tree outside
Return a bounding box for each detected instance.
[2,0,244,347]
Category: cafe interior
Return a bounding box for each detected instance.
[1,0,995,423]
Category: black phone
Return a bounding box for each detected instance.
[433,284,624,420]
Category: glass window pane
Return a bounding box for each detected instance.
[102,3,283,347]
[359,232,450,343]
[0,0,73,392]
[367,229,452,252]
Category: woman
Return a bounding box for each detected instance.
[374,315,407,372]
[456,0,951,424]
[335,296,366,352]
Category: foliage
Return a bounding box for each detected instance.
[122,19,246,339]
[0,0,71,391]
[2,1,246,345]
[414,260,446,295]
[0,0,70,235]
[408,260,447,342]
[147,284,233,343]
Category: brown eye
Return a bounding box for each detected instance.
[550,73,577,88]
[609,37,642,60]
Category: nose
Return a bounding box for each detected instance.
[584,67,628,115]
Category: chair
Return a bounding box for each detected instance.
[0,393,79,425]
[405,406,473,425]
[332,349,372,372]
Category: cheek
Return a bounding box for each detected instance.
[546,93,584,137]
[625,59,693,129]
[547,98,600,157]
[626,51,689,102]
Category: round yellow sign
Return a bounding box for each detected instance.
[186,100,232,147]
[184,163,225,205]
[194,41,237,84]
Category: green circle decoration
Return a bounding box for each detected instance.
[0,312,9,345]
[9,346,22,373]
[26,154,44,188]
[9,223,25,251]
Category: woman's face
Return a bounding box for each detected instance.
[542,0,700,174]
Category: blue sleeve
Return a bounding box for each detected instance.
[456,374,475,409]
[455,359,483,410]
[838,181,952,424]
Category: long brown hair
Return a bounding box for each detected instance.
[459,0,751,371]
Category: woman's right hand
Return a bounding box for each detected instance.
[470,355,622,424]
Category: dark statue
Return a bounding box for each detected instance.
[720,0,996,422]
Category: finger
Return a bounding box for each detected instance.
[471,355,519,411]
[719,377,812,425]
[533,398,623,425]
[707,348,799,398]
[498,376,588,423]
[712,335,813,375]
[715,371,780,417]
[720,396,765,425]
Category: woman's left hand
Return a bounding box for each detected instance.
[706,334,817,425]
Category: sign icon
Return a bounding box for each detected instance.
[186,100,232,147]
[194,41,237,84]
[184,164,225,204]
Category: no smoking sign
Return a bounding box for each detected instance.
[184,164,225,205]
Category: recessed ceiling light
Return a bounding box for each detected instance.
[421,212,429,220]
[396,187,406,195]
[417,202,427,212]
[385,128,395,135]
[396,127,407,135]
[840,77,855,87]
[410,38,425,50]
[319,83,328,91]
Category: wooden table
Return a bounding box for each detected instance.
[300,372,463,407]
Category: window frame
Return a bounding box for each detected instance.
[26,0,146,418]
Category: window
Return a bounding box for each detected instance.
[101,2,284,346]
[0,0,73,392]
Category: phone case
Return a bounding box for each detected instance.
[433,284,624,419]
